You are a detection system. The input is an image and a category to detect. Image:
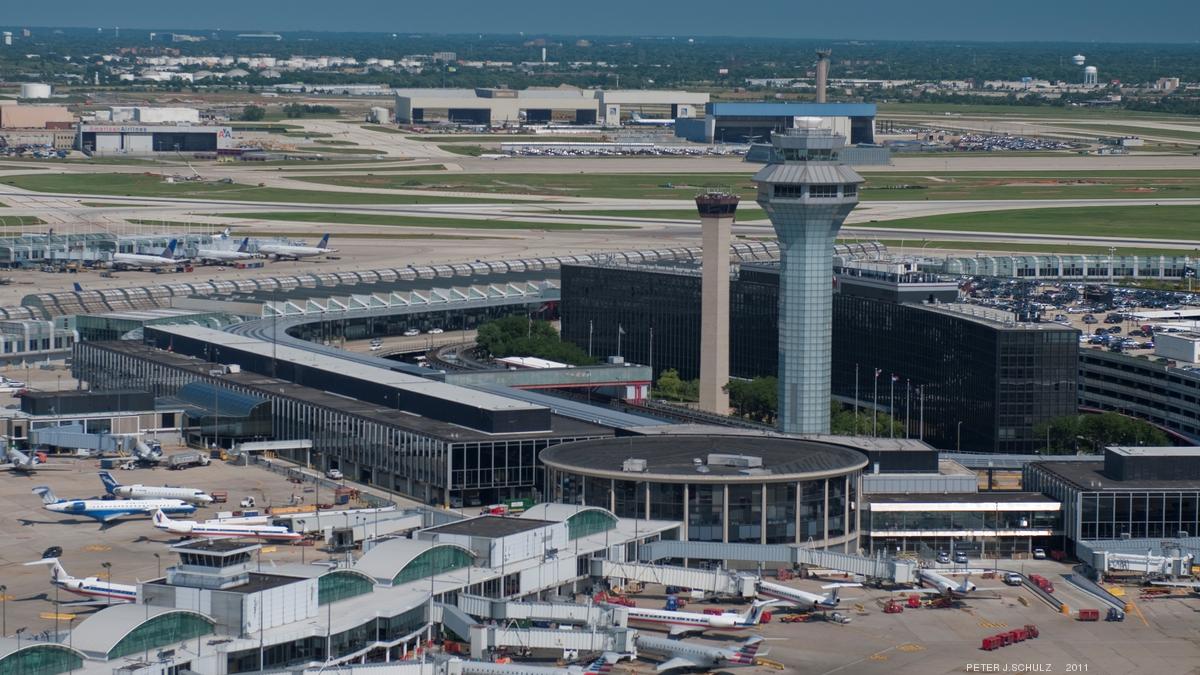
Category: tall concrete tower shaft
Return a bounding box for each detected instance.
[696,192,739,414]
[753,125,863,434]
[815,49,831,103]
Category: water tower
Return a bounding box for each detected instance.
[1084,65,1099,86]
[1072,54,1086,67]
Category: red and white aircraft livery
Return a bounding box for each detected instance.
[153,509,302,541]
[621,599,777,638]
[25,558,137,604]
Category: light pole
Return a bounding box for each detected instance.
[101,562,112,606]
[15,627,25,652]
[0,584,7,636]
[154,553,161,578]
[956,421,963,452]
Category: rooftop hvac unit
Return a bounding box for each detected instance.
[706,453,763,469]
[622,458,647,473]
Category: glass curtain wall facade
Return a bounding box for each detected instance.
[547,468,860,549]
[108,612,215,660]
[73,341,604,507]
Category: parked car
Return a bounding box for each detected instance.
[326,468,343,481]
[936,551,950,564]
[428,327,444,334]
[954,551,969,565]
[402,329,420,337]
[1032,548,1047,560]
[1004,572,1023,586]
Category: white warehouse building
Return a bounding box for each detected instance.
[77,123,233,155]
[394,87,707,126]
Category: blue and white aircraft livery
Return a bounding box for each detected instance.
[25,558,137,604]
[33,485,196,523]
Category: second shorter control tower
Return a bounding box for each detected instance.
[753,123,863,434]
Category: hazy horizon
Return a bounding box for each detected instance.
[4,0,1199,44]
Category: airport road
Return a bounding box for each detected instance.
[614,576,1200,675]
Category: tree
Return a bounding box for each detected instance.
[726,377,778,423]
[474,315,595,366]
[830,401,904,437]
[239,104,265,121]
[656,369,685,402]
[1034,412,1171,455]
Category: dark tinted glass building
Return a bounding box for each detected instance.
[561,258,1078,453]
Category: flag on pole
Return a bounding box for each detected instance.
[874,368,881,378]
[618,325,626,335]
[891,373,899,383]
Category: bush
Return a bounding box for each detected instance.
[239,104,266,121]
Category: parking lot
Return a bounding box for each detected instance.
[0,455,347,638]
[609,569,1200,675]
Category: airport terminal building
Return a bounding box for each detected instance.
[675,102,877,144]
[540,434,867,550]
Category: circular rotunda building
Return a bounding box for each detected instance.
[541,435,867,550]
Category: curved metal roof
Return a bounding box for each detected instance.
[354,538,474,584]
[69,605,214,657]
[177,381,269,418]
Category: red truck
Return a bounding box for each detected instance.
[1028,574,1055,593]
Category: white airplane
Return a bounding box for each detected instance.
[635,635,764,673]
[132,440,162,466]
[196,236,254,264]
[24,558,137,603]
[1,447,70,474]
[629,111,675,127]
[152,509,302,541]
[757,580,861,610]
[454,652,622,675]
[99,471,213,505]
[111,239,184,270]
[258,233,337,260]
[914,568,989,598]
[622,600,777,638]
[32,486,195,523]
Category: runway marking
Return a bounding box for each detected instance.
[869,653,889,661]
[979,620,1008,628]
[897,643,925,652]
[83,544,111,552]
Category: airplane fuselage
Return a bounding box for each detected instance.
[45,498,195,522]
[114,485,213,504]
[55,577,137,602]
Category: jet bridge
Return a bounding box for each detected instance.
[639,541,917,584]
[466,625,636,660]
[593,560,757,597]
[457,594,626,627]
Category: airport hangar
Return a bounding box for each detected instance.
[77,122,233,155]
[674,102,877,144]
[393,87,707,126]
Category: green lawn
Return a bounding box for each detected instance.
[859,205,1200,242]
[293,169,1200,202]
[438,144,485,157]
[1053,123,1200,143]
[361,125,408,134]
[412,134,608,143]
[540,207,766,221]
[864,239,1199,257]
[295,172,756,199]
[0,215,46,226]
[307,146,383,155]
[1,173,514,205]
[212,211,631,231]
[877,103,1197,120]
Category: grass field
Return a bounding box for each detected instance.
[438,144,485,157]
[877,103,1199,120]
[411,134,608,143]
[294,170,1200,202]
[361,125,408,134]
[540,207,766,221]
[864,239,1198,257]
[214,211,631,231]
[858,205,1200,242]
[307,147,383,155]
[0,215,46,226]
[1053,123,1200,143]
[1,173,512,205]
[295,172,754,199]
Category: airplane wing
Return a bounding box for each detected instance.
[667,626,703,638]
[656,657,703,673]
[96,510,134,523]
[1151,581,1200,589]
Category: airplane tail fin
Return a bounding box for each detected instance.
[238,236,250,253]
[580,651,621,675]
[317,233,330,249]
[632,111,642,120]
[98,470,121,495]
[32,486,59,505]
[729,635,766,664]
[222,227,231,239]
[742,598,778,625]
[152,509,170,528]
[24,557,70,584]
[73,282,83,292]
[163,239,178,257]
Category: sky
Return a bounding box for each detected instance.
[5,0,1199,43]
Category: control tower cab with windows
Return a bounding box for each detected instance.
[753,122,863,434]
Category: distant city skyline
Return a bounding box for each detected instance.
[4,0,1200,43]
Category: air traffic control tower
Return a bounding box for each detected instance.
[754,123,863,434]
